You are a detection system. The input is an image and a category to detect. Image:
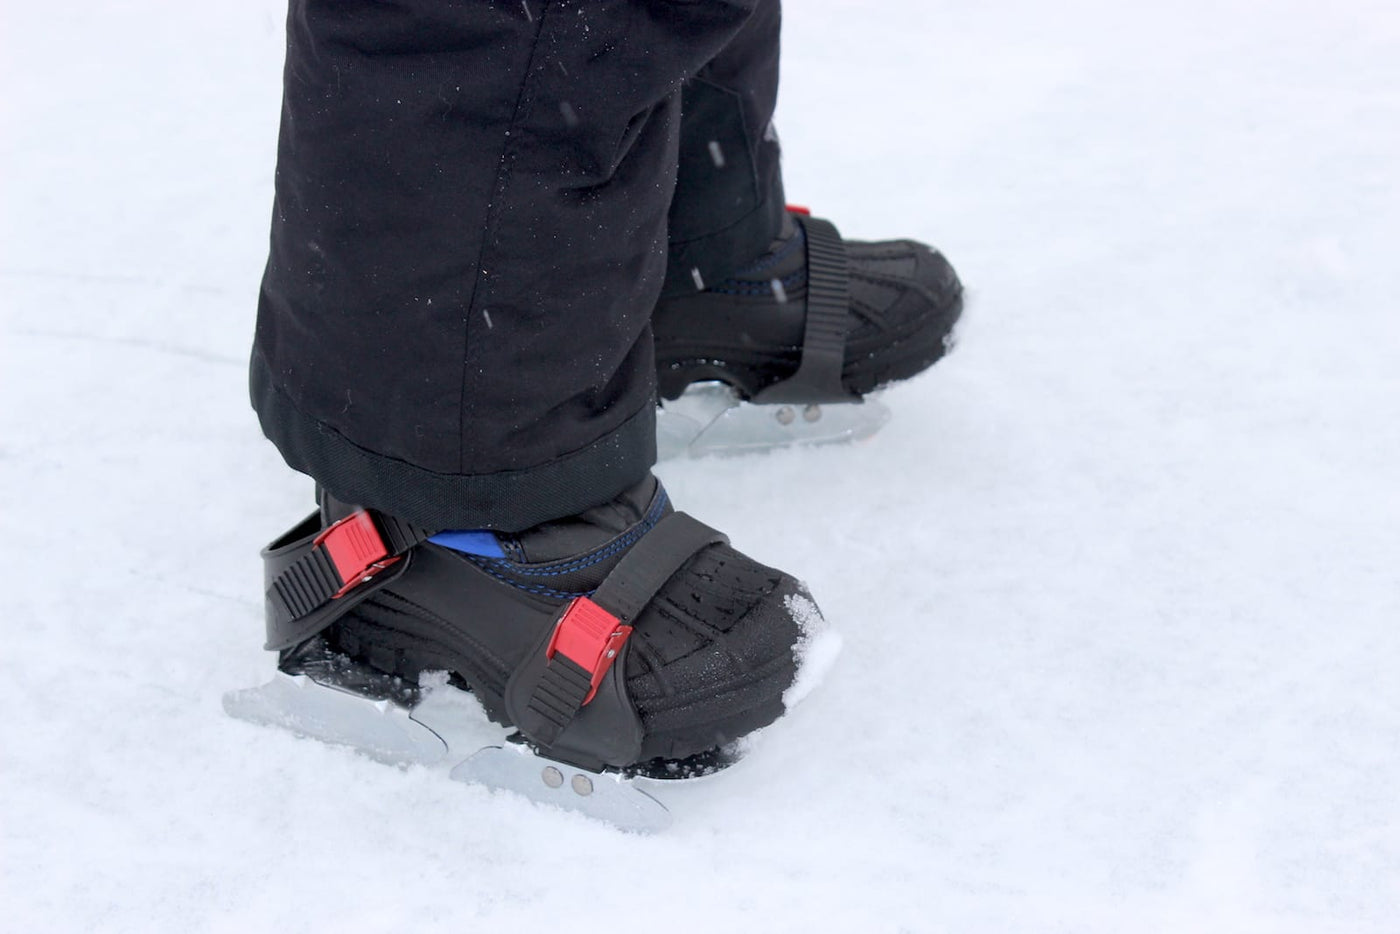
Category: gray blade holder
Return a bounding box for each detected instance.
[450,745,672,834]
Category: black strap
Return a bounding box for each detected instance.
[521,512,726,748]
[377,514,434,554]
[593,512,727,622]
[752,214,856,403]
[265,511,431,632]
[526,657,596,741]
[268,546,342,625]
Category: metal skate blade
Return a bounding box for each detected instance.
[657,381,890,459]
[222,671,454,766]
[450,745,672,834]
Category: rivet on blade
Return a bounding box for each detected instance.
[803,404,822,422]
[776,406,795,425]
[571,774,594,796]
[542,766,564,788]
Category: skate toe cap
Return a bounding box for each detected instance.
[624,547,814,760]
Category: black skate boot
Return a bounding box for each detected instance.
[652,207,963,457]
[225,476,825,830]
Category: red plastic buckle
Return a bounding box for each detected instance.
[786,203,811,215]
[545,597,633,705]
[313,510,399,599]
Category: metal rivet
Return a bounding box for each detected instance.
[803,404,821,422]
[541,766,564,788]
[571,774,594,796]
[776,406,796,425]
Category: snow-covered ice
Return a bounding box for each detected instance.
[3,1,1398,931]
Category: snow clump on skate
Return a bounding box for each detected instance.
[781,591,842,710]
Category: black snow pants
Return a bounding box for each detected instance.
[251,0,786,531]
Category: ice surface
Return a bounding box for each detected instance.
[4,1,1400,931]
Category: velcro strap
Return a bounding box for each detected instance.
[752,214,856,403]
[523,512,726,746]
[266,510,430,629]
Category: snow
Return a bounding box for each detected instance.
[782,592,843,710]
[3,0,1398,931]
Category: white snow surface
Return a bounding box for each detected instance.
[782,592,843,710]
[3,1,1399,931]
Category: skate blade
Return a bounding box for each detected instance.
[222,670,459,765]
[224,671,673,833]
[450,745,671,834]
[656,381,890,460]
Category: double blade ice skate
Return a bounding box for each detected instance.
[652,209,962,457]
[226,477,817,833]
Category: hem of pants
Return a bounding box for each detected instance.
[250,349,657,532]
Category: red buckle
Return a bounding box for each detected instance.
[313,510,399,599]
[545,597,633,705]
[786,203,811,215]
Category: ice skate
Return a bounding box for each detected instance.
[654,207,963,458]
[224,476,826,832]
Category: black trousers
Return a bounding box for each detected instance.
[252,0,786,530]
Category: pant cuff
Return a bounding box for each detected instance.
[251,349,657,531]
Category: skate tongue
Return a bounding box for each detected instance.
[427,530,507,558]
[318,475,662,565]
[503,474,664,563]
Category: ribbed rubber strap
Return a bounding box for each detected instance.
[526,657,595,741]
[592,512,728,623]
[266,512,431,630]
[752,214,856,403]
[268,547,341,624]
